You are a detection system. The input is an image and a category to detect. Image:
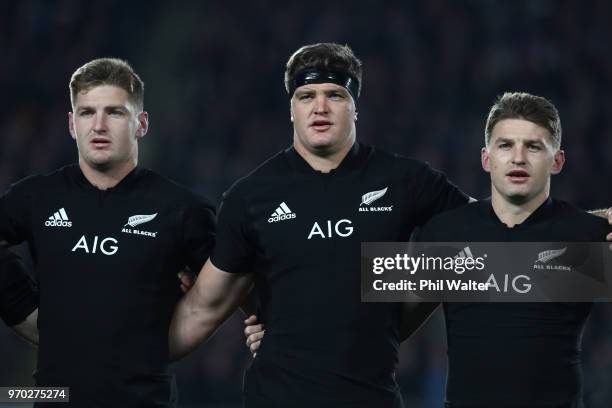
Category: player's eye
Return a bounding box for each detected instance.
[298,94,313,101]
[109,109,125,117]
[78,110,93,117]
[527,143,542,152]
[329,92,345,100]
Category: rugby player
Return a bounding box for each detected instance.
[416,92,610,407]
[0,58,216,407]
[169,43,471,408]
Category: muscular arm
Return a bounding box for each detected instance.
[169,258,254,361]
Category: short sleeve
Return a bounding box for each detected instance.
[210,190,254,274]
[181,198,217,274]
[0,177,35,245]
[411,163,468,227]
[0,247,38,326]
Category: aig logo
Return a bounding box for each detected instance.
[72,235,118,256]
[307,219,353,240]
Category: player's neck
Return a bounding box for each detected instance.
[293,135,355,173]
[490,188,549,228]
[78,158,137,190]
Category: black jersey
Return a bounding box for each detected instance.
[212,143,468,407]
[0,164,216,408]
[0,246,38,325]
[417,198,609,408]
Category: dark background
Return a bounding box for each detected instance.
[1,1,611,407]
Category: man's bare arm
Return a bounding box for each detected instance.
[12,308,38,346]
[177,266,258,317]
[169,259,254,361]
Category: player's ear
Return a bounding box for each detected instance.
[68,112,76,140]
[551,149,565,175]
[136,111,149,139]
[481,147,491,173]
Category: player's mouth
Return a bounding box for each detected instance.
[310,120,333,132]
[91,137,111,149]
[506,169,530,183]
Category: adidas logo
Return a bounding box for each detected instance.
[45,208,72,227]
[455,246,474,259]
[268,202,296,223]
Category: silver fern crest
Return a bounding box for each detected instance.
[125,213,158,227]
[360,187,388,206]
[537,247,567,263]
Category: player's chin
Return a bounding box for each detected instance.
[308,133,343,149]
[310,142,341,156]
[86,153,115,168]
[505,190,533,204]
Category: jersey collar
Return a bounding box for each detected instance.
[284,142,367,176]
[67,164,146,193]
[481,197,555,228]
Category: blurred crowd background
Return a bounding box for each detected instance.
[1,1,611,407]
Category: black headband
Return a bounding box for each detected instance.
[289,69,360,101]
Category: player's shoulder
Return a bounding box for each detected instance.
[551,199,609,237]
[221,150,288,199]
[423,200,481,229]
[3,165,75,195]
[416,200,483,242]
[366,145,434,175]
[364,145,452,193]
[139,168,214,209]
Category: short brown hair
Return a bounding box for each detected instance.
[69,58,144,110]
[485,92,561,148]
[284,43,363,97]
